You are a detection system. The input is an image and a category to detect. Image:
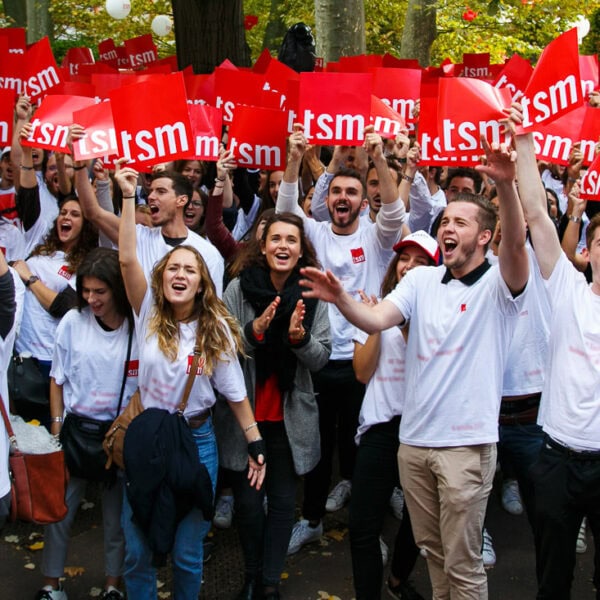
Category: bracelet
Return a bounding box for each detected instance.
[73,165,87,171]
[244,421,258,433]
[568,177,578,183]
[122,195,136,199]
[20,165,34,170]
[568,214,582,223]
[215,176,226,182]
[51,416,63,423]
[401,173,414,183]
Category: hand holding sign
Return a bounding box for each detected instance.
[363,125,384,160]
[476,135,517,186]
[114,158,138,198]
[288,126,307,163]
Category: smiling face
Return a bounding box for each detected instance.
[261,221,303,283]
[56,200,84,251]
[437,201,490,278]
[181,161,203,188]
[162,247,203,316]
[326,175,366,234]
[395,246,433,281]
[81,275,118,324]
[184,190,204,231]
[147,177,185,227]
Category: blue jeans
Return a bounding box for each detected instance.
[498,421,544,527]
[121,418,218,600]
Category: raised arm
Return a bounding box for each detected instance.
[71,125,121,244]
[300,266,404,334]
[561,183,588,272]
[115,160,147,314]
[476,131,528,293]
[10,95,33,191]
[276,127,307,219]
[511,105,562,279]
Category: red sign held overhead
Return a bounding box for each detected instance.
[519,28,583,132]
[23,38,63,101]
[492,54,533,103]
[370,96,406,139]
[580,152,600,201]
[124,34,158,70]
[0,88,15,146]
[227,105,287,170]
[98,39,119,69]
[371,67,421,129]
[187,104,222,161]
[579,55,599,97]
[72,101,118,162]
[21,95,96,153]
[297,72,372,145]
[110,72,194,168]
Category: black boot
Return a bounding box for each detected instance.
[236,574,261,600]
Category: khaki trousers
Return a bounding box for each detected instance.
[398,443,496,600]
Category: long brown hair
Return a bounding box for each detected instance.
[29,197,98,273]
[148,245,242,373]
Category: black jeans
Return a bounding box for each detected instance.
[230,421,299,587]
[532,437,600,600]
[349,417,420,600]
[302,360,365,521]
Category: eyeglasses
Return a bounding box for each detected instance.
[190,201,204,208]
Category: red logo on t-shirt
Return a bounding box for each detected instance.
[351,247,366,264]
[460,303,467,312]
[57,265,73,280]
[0,246,5,256]
[127,359,139,377]
[186,355,205,376]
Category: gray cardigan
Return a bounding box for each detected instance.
[214,277,331,476]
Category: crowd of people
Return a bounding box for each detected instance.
[0,83,599,600]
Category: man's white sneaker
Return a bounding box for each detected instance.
[287,519,323,554]
[380,536,389,566]
[325,479,352,512]
[576,518,588,554]
[34,585,67,600]
[482,528,496,568]
[212,494,234,529]
[389,486,405,520]
[501,479,523,516]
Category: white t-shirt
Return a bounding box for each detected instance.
[502,247,551,396]
[135,224,224,297]
[0,269,24,498]
[15,252,77,361]
[277,179,404,359]
[22,177,59,258]
[539,253,600,451]
[386,262,524,447]
[50,308,139,420]
[353,325,407,444]
[134,289,246,417]
[0,219,26,261]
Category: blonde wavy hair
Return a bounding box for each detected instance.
[148,245,242,375]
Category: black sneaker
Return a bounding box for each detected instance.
[387,579,425,600]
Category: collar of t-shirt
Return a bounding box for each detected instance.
[162,233,188,247]
[441,258,491,286]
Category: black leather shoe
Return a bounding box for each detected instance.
[236,576,260,600]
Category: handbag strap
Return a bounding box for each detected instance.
[0,394,19,452]
[114,323,134,418]
[176,319,204,415]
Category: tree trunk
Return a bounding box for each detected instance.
[314,0,366,64]
[400,0,437,67]
[171,0,250,73]
[23,0,52,43]
[3,0,27,28]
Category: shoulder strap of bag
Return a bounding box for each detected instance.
[114,324,134,418]
[176,323,203,414]
[0,395,19,452]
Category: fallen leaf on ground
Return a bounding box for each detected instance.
[325,529,347,542]
[81,501,95,510]
[280,572,289,580]
[24,563,35,570]
[4,535,20,544]
[321,551,333,556]
[64,566,85,577]
[89,587,102,597]
[28,541,44,551]
[158,592,171,598]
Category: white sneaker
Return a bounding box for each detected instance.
[482,528,496,568]
[287,518,323,554]
[576,518,587,554]
[212,494,234,529]
[501,479,523,516]
[325,479,352,512]
[390,486,405,520]
[380,536,389,566]
[35,585,68,600]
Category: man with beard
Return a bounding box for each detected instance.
[275,125,410,554]
[299,135,529,598]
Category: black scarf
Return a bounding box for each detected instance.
[239,265,318,392]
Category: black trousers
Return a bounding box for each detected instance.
[230,421,299,587]
[532,437,600,600]
[349,417,420,600]
[302,360,365,521]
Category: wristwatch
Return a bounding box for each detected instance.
[568,215,582,223]
[25,275,40,287]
